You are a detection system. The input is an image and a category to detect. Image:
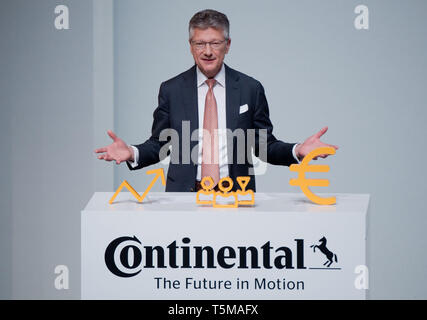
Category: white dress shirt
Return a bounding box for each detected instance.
[128,64,300,173]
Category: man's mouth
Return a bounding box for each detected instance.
[202,58,216,63]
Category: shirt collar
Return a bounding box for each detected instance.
[196,63,226,88]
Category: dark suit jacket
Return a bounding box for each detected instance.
[128,64,298,192]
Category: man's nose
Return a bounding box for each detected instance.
[204,44,213,56]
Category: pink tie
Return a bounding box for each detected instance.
[201,79,220,187]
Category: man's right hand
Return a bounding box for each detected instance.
[94,130,134,164]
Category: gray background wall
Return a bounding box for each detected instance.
[0,0,113,299]
[1,0,426,299]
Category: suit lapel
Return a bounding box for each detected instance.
[181,65,199,143]
[181,65,198,178]
[225,64,241,179]
[225,64,241,133]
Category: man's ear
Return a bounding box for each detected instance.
[225,38,231,54]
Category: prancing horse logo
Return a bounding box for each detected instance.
[310,236,338,267]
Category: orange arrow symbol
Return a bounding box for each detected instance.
[109,168,165,204]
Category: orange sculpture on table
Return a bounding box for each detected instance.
[235,176,255,206]
[109,168,165,204]
[196,176,255,208]
[213,177,238,208]
[289,147,336,205]
[196,176,216,205]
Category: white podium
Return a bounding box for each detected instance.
[82,192,369,300]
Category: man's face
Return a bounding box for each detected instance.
[190,27,231,78]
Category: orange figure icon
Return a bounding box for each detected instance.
[196,176,215,205]
[289,147,336,205]
[213,177,238,208]
[236,176,255,206]
[109,168,165,204]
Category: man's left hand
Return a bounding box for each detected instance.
[295,126,339,161]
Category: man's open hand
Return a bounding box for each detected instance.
[94,130,134,164]
[295,126,339,161]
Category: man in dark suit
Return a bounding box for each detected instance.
[95,9,338,192]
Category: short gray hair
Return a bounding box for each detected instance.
[189,9,230,41]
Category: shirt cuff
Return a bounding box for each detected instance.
[292,143,301,163]
[127,145,139,168]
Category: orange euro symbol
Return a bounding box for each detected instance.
[289,147,336,205]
